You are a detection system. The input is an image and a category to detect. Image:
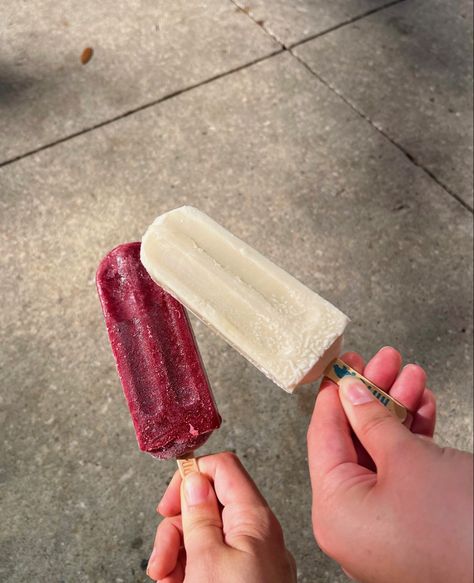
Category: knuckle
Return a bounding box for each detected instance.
[155,517,172,543]
[187,515,222,538]
[342,351,362,364]
[199,450,240,469]
[217,450,245,473]
[360,411,392,440]
[217,450,240,466]
[233,503,283,542]
[156,518,167,537]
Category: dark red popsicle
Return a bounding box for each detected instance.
[96,242,221,459]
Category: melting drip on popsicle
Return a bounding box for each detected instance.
[96,242,221,459]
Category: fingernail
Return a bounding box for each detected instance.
[183,472,210,506]
[146,548,156,576]
[340,377,374,405]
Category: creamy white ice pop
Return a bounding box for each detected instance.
[140,206,349,392]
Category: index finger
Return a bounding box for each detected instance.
[158,452,268,517]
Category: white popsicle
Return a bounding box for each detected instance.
[141,206,349,392]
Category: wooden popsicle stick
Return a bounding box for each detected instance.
[324,358,409,424]
[177,454,200,478]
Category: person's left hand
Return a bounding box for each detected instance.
[146,452,297,583]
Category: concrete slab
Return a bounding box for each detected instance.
[0,0,279,163]
[232,0,397,46]
[294,0,474,209]
[0,52,472,583]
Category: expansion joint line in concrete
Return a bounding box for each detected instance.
[0,49,283,170]
[231,0,409,50]
[1,0,471,214]
[231,0,473,214]
[292,54,473,214]
[0,0,408,172]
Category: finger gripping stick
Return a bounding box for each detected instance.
[324,358,410,425]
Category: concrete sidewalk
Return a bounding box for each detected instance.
[1,1,472,582]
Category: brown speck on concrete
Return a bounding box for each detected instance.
[256,19,265,26]
[80,47,94,65]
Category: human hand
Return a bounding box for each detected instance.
[307,346,473,583]
[146,452,297,583]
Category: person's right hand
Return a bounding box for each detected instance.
[308,347,473,583]
[146,452,297,583]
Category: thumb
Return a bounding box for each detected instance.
[339,376,413,467]
[181,471,223,555]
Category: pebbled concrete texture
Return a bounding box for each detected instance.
[0,0,473,581]
[0,0,279,162]
[1,50,472,582]
[232,0,397,46]
[294,0,474,209]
